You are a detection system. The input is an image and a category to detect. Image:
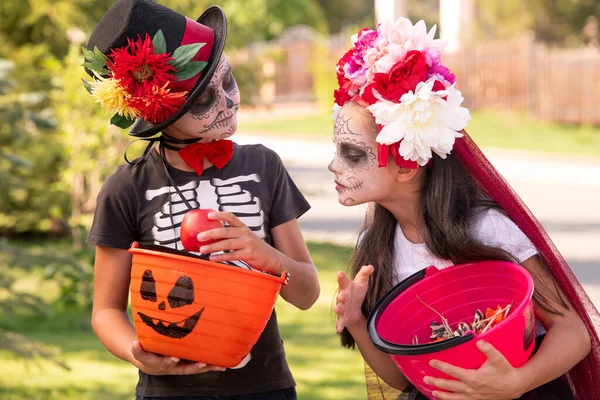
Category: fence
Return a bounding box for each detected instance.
[236,27,600,125]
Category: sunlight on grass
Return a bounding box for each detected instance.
[276,242,367,400]
[1,242,367,400]
[0,335,138,400]
[242,109,600,156]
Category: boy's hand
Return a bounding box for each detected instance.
[196,211,283,274]
[131,340,225,375]
[333,265,374,332]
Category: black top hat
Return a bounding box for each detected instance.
[86,0,227,138]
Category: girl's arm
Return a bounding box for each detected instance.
[92,246,225,375]
[198,211,320,310]
[512,255,591,392]
[334,266,410,390]
[427,255,591,399]
[348,315,411,390]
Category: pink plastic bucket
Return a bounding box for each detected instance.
[367,261,536,399]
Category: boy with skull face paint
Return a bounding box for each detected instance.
[83,1,319,399]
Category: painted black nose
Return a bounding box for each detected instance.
[226,96,234,109]
[158,301,166,310]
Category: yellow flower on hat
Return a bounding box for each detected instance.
[89,77,139,120]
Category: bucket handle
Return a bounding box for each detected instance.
[367,267,474,356]
[130,242,290,284]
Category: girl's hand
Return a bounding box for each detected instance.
[425,341,525,400]
[131,341,225,375]
[333,265,374,332]
[196,211,282,274]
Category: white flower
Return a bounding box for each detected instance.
[331,103,342,120]
[379,18,446,53]
[374,18,447,75]
[367,78,470,166]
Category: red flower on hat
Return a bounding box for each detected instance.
[362,50,428,105]
[333,49,356,106]
[109,34,177,97]
[336,49,354,86]
[129,82,188,123]
[334,88,352,106]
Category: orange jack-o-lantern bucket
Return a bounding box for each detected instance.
[128,242,289,368]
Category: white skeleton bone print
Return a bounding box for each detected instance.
[145,174,265,249]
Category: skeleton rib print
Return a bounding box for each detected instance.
[145,175,266,271]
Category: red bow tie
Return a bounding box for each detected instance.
[178,140,234,176]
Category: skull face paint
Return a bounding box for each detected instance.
[165,55,241,142]
[328,103,398,206]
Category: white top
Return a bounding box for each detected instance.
[393,208,538,283]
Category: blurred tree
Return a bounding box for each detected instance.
[150,0,328,48]
[0,57,70,235]
[582,15,599,47]
[315,0,375,33]
[408,0,440,34]
[476,0,600,46]
[50,38,131,243]
[0,0,115,59]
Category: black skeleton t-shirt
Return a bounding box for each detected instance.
[87,143,310,396]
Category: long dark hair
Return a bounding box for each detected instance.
[341,152,569,398]
[340,152,516,348]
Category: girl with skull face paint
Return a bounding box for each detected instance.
[330,18,599,400]
[83,1,319,399]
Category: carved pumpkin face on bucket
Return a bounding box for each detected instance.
[138,269,204,339]
[128,242,288,368]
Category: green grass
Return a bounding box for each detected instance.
[0,242,367,400]
[243,110,600,156]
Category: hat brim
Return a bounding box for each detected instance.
[128,6,227,138]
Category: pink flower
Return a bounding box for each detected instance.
[343,29,379,86]
[429,63,456,85]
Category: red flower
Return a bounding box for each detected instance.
[362,50,428,104]
[109,34,177,97]
[432,80,448,101]
[129,83,188,124]
[334,88,352,106]
[432,80,446,92]
[334,49,359,106]
[336,48,355,86]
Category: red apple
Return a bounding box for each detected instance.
[180,209,224,252]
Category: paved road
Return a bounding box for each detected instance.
[237,133,600,311]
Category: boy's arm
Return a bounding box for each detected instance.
[270,218,320,310]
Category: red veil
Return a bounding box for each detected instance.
[454,131,600,398]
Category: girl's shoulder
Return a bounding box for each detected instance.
[472,208,538,263]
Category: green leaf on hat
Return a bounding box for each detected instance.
[173,61,208,81]
[110,113,136,129]
[81,79,93,94]
[153,30,167,54]
[93,47,109,63]
[170,43,206,68]
[82,46,110,75]
[81,46,95,61]
[82,62,109,76]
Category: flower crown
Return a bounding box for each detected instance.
[82,30,207,129]
[332,18,470,167]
